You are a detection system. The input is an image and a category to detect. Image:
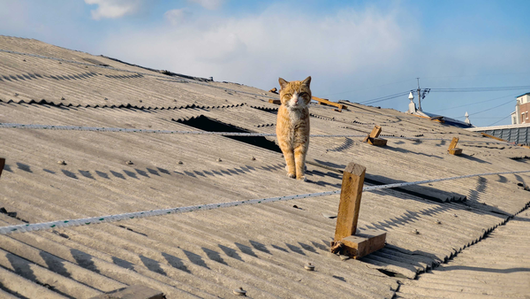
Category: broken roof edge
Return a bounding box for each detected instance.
[101,55,213,83]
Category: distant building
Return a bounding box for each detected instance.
[511,92,530,124]
[406,92,473,128]
[469,93,530,146]
[468,123,530,146]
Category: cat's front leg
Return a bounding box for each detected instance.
[283,149,296,178]
[294,145,308,181]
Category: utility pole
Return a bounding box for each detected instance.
[417,78,422,111]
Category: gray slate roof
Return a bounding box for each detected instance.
[1,35,530,298]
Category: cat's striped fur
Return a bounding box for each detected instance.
[276,76,312,180]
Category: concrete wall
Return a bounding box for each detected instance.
[514,94,530,124]
[520,102,530,124]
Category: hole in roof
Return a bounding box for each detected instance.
[175,115,281,153]
[376,268,398,277]
[511,156,530,162]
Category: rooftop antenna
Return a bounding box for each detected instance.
[417,78,422,111]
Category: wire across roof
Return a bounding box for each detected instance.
[1,35,530,298]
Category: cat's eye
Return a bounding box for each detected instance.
[300,92,308,97]
[284,93,292,98]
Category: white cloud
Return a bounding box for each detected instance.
[187,0,224,10]
[99,5,411,93]
[85,0,146,20]
[164,8,192,26]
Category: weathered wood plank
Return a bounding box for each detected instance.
[311,96,347,110]
[334,162,366,241]
[448,148,463,155]
[367,138,388,146]
[369,126,382,138]
[448,137,462,155]
[363,126,387,146]
[448,137,459,150]
[341,230,387,259]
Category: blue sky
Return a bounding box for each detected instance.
[1,0,530,127]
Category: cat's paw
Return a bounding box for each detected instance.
[287,172,296,179]
[296,175,307,182]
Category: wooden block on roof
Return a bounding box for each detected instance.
[268,99,281,105]
[448,137,462,155]
[330,162,386,259]
[370,126,382,138]
[269,87,278,94]
[366,138,388,146]
[340,230,387,259]
[90,285,164,299]
[0,158,4,178]
[448,148,463,155]
[363,126,387,146]
[334,163,366,241]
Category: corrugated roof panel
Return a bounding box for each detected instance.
[396,212,530,298]
[2,35,530,298]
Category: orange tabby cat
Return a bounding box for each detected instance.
[276,76,312,180]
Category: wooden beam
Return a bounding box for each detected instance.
[311,96,347,110]
[363,126,387,146]
[268,87,278,94]
[0,158,4,178]
[341,230,387,259]
[331,162,386,259]
[448,137,462,155]
[369,126,382,138]
[367,138,388,146]
[448,148,463,155]
[268,99,281,105]
[334,163,366,241]
[481,132,508,143]
[448,137,459,150]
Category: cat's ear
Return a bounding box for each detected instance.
[302,76,311,87]
[279,78,288,90]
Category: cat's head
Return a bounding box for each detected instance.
[278,76,312,110]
